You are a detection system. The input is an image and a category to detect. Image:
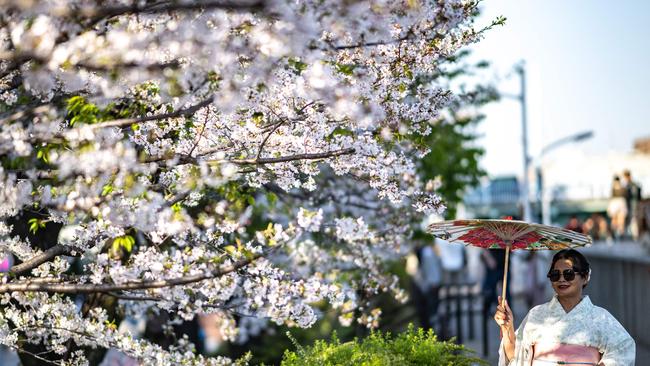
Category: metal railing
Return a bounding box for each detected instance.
[583,244,650,363]
[437,282,494,355]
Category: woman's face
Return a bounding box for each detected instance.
[550,259,587,299]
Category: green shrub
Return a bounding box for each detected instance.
[280,325,487,366]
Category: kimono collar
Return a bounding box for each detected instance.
[549,294,593,314]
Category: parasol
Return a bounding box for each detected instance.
[427,218,592,303]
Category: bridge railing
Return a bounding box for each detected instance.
[583,243,650,363]
[437,282,496,356]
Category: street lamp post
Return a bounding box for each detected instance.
[515,64,532,222]
[501,63,532,222]
[501,62,593,224]
[536,131,594,225]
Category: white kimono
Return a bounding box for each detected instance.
[499,296,635,366]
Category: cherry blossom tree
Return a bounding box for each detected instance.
[0,1,502,364]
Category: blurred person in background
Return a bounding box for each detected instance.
[0,253,16,363]
[637,198,650,251]
[522,251,548,309]
[436,237,467,340]
[639,214,650,252]
[0,251,13,272]
[198,313,227,354]
[582,213,610,241]
[564,215,583,234]
[436,237,466,285]
[481,248,510,315]
[607,175,627,241]
[622,170,642,240]
[407,242,442,332]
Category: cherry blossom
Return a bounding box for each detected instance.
[0,0,499,364]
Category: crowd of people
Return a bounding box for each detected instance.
[564,169,646,244]
[606,170,643,240]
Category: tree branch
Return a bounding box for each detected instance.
[0,49,181,73]
[0,254,259,294]
[71,60,181,73]
[0,53,32,80]
[256,120,284,160]
[105,292,164,302]
[216,147,355,165]
[84,0,265,22]
[145,147,355,167]
[332,29,415,50]
[0,73,22,93]
[9,245,80,276]
[88,96,214,130]
[0,104,52,125]
[255,100,319,160]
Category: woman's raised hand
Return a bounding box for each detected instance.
[494,296,516,361]
[494,295,514,331]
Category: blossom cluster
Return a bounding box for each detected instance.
[0,0,488,364]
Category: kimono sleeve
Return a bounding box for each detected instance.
[498,313,530,366]
[598,311,635,366]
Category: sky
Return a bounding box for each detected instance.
[468,0,650,177]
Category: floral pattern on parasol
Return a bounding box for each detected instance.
[429,219,591,251]
[458,228,542,249]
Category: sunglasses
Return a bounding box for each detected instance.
[547,268,584,282]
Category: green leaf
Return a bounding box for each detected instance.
[223,245,237,256]
[28,218,40,234]
[326,127,353,142]
[112,239,121,253]
[123,235,135,252]
[101,184,113,196]
[246,195,255,206]
[252,112,264,125]
[266,192,277,207]
[112,235,135,253]
[402,64,413,79]
[335,63,356,76]
[287,58,308,74]
[36,145,52,163]
[66,96,100,126]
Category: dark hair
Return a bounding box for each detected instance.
[549,249,590,288]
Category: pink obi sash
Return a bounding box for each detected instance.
[531,342,601,366]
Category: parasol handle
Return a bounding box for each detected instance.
[501,246,510,305]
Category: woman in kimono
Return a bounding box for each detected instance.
[494,249,635,366]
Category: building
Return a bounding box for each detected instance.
[462,145,650,225]
[634,136,650,154]
[462,175,521,219]
[539,149,650,224]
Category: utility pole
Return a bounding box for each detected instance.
[515,63,532,222]
[536,131,594,225]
